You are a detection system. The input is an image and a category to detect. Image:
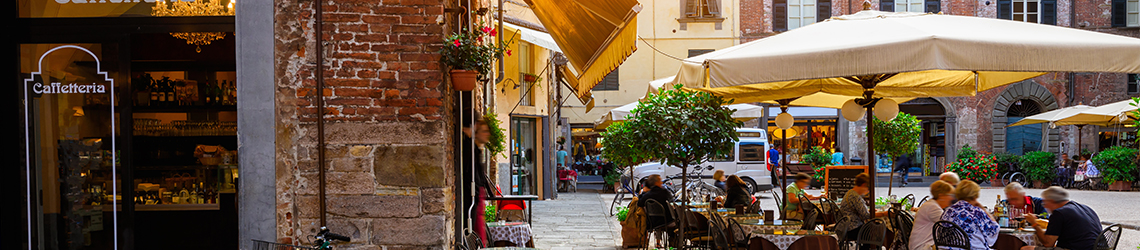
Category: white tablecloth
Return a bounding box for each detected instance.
[1006,231,1038,246]
[487,222,532,247]
[751,233,838,250]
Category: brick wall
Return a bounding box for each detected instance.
[274,0,456,249]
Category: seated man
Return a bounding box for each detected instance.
[1003,182,1045,215]
[1021,186,1102,250]
[638,174,676,230]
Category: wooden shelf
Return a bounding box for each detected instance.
[132,105,236,113]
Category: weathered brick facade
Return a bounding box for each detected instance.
[274,0,458,249]
[740,0,1140,159]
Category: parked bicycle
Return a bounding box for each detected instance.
[252,227,351,250]
[609,167,636,216]
[1000,164,1026,186]
[665,165,725,201]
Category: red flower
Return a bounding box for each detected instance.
[453,40,462,47]
[506,50,513,56]
[481,27,497,37]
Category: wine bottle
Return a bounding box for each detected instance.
[168,81,176,106]
[221,81,231,105]
[178,183,190,204]
[205,81,213,105]
[149,78,159,105]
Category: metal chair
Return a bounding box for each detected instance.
[643,199,673,250]
[820,197,842,226]
[889,207,915,250]
[800,210,819,231]
[857,218,889,249]
[461,231,484,250]
[726,218,752,248]
[798,193,823,228]
[900,194,915,210]
[692,212,730,250]
[1096,224,1123,250]
[932,221,971,250]
[834,216,855,250]
[747,198,763,214]
[772,191,786,219]
[917,195,930,208]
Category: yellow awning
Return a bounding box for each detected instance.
[525,0,641,100]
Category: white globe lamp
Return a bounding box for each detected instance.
[775,113,795,129]
[841,99,865,122]
[874,99,900,122]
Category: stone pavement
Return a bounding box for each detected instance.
[531,190,623,250]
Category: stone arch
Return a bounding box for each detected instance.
[931,97,959,161]
[991,81,1061,154]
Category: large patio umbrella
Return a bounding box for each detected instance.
[1055,99,1139,127]
[670,10,1140,215]
[1006,105,1095,152]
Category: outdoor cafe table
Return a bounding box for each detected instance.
[673,201,710,208]
[689,207,735,216]
[486,195,539,225]
[735,219,803,234]
[486,221,534,247]
[481,247,538,250]
[748,230,838,250]
[995,229,1040,250]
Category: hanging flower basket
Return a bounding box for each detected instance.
[450,70,478,91]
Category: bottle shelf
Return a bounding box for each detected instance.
[132,105,237,113]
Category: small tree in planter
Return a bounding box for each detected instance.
[870,112,922,193]
[604,85,741,240]
[1021,151,1057,188]
[1092,146,1138,191]
[945,145,998,183]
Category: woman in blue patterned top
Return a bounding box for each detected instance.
[941,180,999,250]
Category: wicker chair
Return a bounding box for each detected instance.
[932,221,971,250]
[1096,224,1123,250]
[857,218,889,249]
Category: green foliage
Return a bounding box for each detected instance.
[871,113,923,159]
[801,146,833,182]
[483,112,506,157]
[616,206,630,222]
[484,204,497,223]
[1092,146,1139,185]
[1021,151,1057,182]
[604,167,622,186]
[945,145,998,182]
[993,152,1022,176]
[601,121,650,167]
[440,23,512,78]
[610,85,742,170]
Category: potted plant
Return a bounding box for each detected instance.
[603,168,621,193]
[441,25,511,91]
[801,146,833,184]
[483,112,506,157]
[521,73,541,83]
[1021,151,1057,188]
[944,145,998,183]
[1092,146,1138,191]
[993,153,1022,187]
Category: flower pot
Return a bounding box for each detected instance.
[1108,181,1132,191]
[522,74,538,83]
[991,177,1004,187]
[449,70,477,91]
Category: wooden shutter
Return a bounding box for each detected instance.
[684,0,698,18]
[592,69,620,91]
[818,0,831,21]
[926,0,941,13]
[880,0,895,12]
[1041,0,1057,24]
[1113,0,1128,27]
[998,0,1012,19]
[707,0,722,16]
[774,0,789,31]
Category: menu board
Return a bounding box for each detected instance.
[824,165,868,199]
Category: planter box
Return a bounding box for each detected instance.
[991,177,1004,187]
[1108,181,1132,191]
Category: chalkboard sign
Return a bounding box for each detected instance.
[825,165,869,200]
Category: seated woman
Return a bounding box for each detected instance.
[785,173,823,220]
[910,180,955,250]
[838,173,890,242]
[723,175,753,209]
[713,170,728,192]
[941,180,999,250]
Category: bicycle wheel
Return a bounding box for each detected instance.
[1000,172,1012,186]
[610,192,625,216]
[1009,172,1026,186]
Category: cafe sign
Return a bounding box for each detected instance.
[25,45,113,95]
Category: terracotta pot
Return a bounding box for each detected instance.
[991,177,1004,187]
[1108,181,1132,191]
[522,74,538,82]
[449,70,477,91]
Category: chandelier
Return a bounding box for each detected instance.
[152,0,235,53]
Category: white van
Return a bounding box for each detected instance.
[631,128,772,193]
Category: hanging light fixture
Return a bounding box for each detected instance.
[775,112,795,129]
[841,99,865,122]
[874,99,900,122]
[152,0,236,53]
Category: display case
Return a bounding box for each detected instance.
[767,119,838,164]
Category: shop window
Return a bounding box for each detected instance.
[20,0,237,18]
[592,69,620,91]
[1115,0,1140,27]
[739,142,767,162]
[998,0,1056,24]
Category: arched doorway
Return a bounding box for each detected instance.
[900,98,954,174]
[1005,99,1044,155]
[992,81,1060,154]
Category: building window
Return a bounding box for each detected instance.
[1113,0,1140,27]
[683,0,722,18]
[688,49,715,58]
[897,0,925,12]
[1129,74,1138,94]
[999,0,1056,24]
[592,69,620,91]
[881,0,939,13]
[518,42,534,106]
[788,0,817,30]
[774,0,829,31]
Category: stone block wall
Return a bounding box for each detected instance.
[273,0,456,249]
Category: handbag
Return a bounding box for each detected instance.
[1074,171,1086,182]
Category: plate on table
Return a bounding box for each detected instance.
[999,228,1016,233]
[1021,228,1036,232]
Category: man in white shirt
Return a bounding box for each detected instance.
[910,180,956,250]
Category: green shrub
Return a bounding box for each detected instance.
[801,146,833,182]
[993,152,1022,176]
[604,167,622,186]
[484,204,497,223]
[616,206,630,222]
[1092,146,1139,185]
[945,145,997,182]
[958,144,978,159]
[1021,151,1057,182]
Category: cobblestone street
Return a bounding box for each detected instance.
[531,190,623,250]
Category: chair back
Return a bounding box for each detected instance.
[773,191,785,218]
[917,195,930,207]
[800,210,819,231]
[644,199,669,232]
[726,218,752,247]
[856,218,888,248]
[748,198,763,214]
[932,221,971,250]
[889,207,915,248]
[821,197,842,225]
[462,231,484,250]
[900,194,915,210]
[706,212,731,249]
[1096,224,1123,250]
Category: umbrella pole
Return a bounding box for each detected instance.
[781,129,788,219]
[680,163,688,248]
[1077,125,1084,154]
[866,104,876,215]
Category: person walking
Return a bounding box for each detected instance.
[894,154,913,187]
[768,144,781,187]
